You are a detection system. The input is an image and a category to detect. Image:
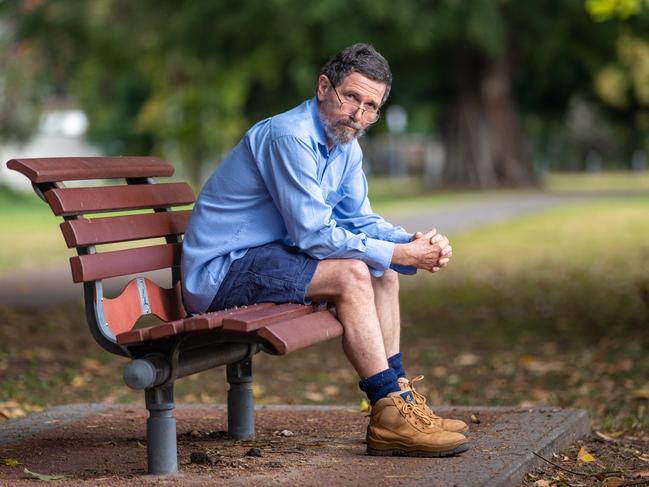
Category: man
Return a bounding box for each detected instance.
[182,43,469,457]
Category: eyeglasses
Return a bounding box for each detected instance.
[331,84,381,124]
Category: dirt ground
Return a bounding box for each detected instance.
[0,405,497,487]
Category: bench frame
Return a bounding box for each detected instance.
[6,156,343,475]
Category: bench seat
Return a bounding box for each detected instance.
[117,302,342,355]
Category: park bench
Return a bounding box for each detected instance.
[6,156,344,475]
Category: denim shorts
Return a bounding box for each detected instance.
[207,241,319,312]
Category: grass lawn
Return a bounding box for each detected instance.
[1,193,647,436]
[1,170,647,273]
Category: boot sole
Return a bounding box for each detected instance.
[367,442,469,458]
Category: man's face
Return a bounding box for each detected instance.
[316,72,386,147]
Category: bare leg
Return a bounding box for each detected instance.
[306,259,388,379]
[371,270,401,358]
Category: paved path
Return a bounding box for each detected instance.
[0,191,590,307]
[0,404,590,487]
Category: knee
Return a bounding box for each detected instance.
[379,269,399,291]
[340,260,373,295]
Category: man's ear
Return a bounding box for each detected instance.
[316,75,329,102]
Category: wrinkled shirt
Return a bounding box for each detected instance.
[181,97,415,314]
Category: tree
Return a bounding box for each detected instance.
[3,0,647,187]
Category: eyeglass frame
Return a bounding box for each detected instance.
[329,80,381,124]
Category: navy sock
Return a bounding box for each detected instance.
[359,368,400,405]
[388,352,407,379]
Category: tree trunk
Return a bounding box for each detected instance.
[442,54,535,188]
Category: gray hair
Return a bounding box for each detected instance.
[320,43,392,105]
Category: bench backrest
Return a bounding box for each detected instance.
[7,157,195,356]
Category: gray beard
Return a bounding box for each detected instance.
[319,110,366,146]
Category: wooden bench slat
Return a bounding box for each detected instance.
[222,303,315,332]
[69,243,181,282]
[60,210,192,247]
[184,303,276,333]
[257,310,343,355]
[45,183,195,216]
[149,319,187,341]
[116,327,154,345]
[116,304,278,345]
[7,157,174,183]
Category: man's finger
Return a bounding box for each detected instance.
[423,228,438,240]
[431,266,441,273]
[412,231,424,241]
[438,258,450,266]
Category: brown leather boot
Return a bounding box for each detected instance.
[398,376,469,434]
[367,390,469,457]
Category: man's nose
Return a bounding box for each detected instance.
[350,107,364,123]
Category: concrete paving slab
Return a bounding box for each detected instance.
[0,403,589,487]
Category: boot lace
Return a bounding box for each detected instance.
[408,375,442,420]
[399,401,436,429]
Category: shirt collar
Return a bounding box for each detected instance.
[308,97,330,156]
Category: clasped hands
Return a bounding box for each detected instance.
[392,228,452,273]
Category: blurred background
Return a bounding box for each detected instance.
[0,0,648,439]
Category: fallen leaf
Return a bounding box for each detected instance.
[323,385,340,396]
[634,388,649,400]
[303,391,324,402]
[359,399,370,413]
[70,374,87,389]
[279,429,294,437]
[470,413,481,424]
[577,447,596,463]
[595,431,616,442]
[456,353,480,366]
[600,477,624,487]
[635,470,649,478]
[2,458,21,467]
[23,468,66,481]
[532,480,552,487]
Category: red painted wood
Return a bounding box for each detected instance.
[60,210,192,247]
[116,327,153,345]
[183,303,276,332]
[257,310,343,355]
[149,319,187,341]
[222,303,315,332]
[6,157,173,183]
[45,182,194,216]
[69,243,181,282]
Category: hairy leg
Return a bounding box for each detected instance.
[306,259,388,378]
[371,269,401,358]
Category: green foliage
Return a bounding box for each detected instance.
[2,0,649,181]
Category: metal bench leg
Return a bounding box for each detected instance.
[227,359,255,440]
[145,383,177,475]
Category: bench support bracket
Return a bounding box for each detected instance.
[227,358,255,440]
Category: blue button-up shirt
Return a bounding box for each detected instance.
[181,97,415,314]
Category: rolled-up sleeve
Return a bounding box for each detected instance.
[256,135,395,271]
[333,155,417,275]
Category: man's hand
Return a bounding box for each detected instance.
[395,228,452,272]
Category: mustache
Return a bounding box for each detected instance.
[334,119,363,131]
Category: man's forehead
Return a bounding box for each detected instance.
[338,72,387,105]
